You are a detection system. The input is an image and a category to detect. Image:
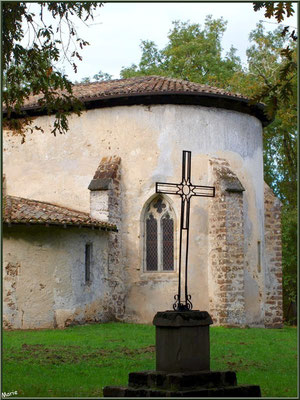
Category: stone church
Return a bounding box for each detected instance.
[3,76,283,329]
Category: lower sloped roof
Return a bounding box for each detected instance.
[2,195,117,231]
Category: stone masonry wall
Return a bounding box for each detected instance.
[88,156,125,320]
[208,158,246,326]
[264,183,283,327]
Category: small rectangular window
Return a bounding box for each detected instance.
[257,241,261,272]
[85,243,92,282]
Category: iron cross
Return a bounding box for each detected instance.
[156,150,215,311]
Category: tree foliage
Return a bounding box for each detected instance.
[251,2,297,119]
[253,2,296,24]
[229,23,297,199]
[252,2,297,323]
[121,16,242,88]
[79,70,113,84]
[2,1,103,137]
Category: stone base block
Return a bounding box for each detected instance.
[103,385,261,397]
[153,310,213,372]
[103,370,261,397]
[128,370,237,389]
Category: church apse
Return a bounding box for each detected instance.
[3,76,283,328]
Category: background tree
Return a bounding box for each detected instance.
[251,2,297,119]
[121,16,242,88]
[230,23,297,322]
[251,2,297,323]
[2,1,103,137]
[78,70,113,84]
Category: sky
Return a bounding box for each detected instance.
[27,1,298,82]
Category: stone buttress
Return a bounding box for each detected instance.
[208,158,246,326]
[264,183,283,327]
[88,156,125,320]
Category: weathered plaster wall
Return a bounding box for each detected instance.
[3,104,271,325]
[3,225,110,329]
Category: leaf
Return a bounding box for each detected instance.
[46,67,53,77]
[264,2,275,19]
[280,46,293,59]
[285,2,295,18]
[274,2,285,23]
[253,2,265,12]
[75,52,83,61]
[281,26,289,37]
[290,30,297,41]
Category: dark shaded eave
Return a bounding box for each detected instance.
[5,91,271,127]
[3,221,118,232]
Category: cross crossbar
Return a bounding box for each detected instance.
[156,182,215,198]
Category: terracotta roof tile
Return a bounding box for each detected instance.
[15,75,249,111]
[3,75,270,126]
[2,195,117,231]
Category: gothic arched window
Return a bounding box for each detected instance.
[144,196,175,272]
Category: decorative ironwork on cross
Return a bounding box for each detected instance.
[156,150,215,311]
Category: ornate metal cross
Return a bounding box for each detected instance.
[156,150,215,311]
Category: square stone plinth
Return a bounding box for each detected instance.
[103,370,261,397]
[153,310,213,372]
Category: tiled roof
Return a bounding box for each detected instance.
[20,75,249,110]
[2,195,117,231]
[4,75,270,126]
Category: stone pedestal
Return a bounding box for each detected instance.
[103,370,261,397]
[153,310,212,372]
[103,310,261,397]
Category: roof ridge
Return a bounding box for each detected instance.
[68,75,245,99]
[72,75,156,87]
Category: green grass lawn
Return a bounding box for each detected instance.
[2,323,298,398]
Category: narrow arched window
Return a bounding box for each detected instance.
[144,196,175,272]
